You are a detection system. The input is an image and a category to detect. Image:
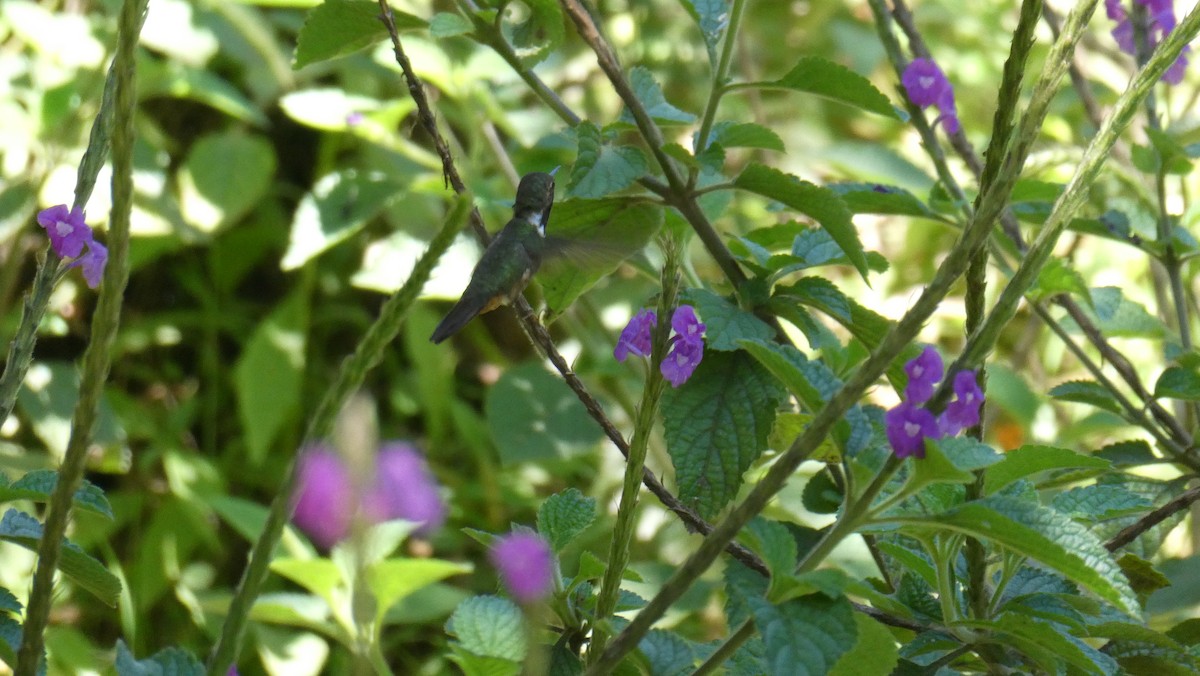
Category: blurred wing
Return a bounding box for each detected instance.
[536,198,663,319]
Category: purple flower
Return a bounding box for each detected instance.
[661,335,704,387]
[885,402,938,459]
[292,445,356,549]
[939,370,984,436]
[346,111,364,127]
[363,443,446,536]
[614,309,656,361]
[37,204,92,258]
[901,58,961,134]
[904,346,944,405]
[490,531,554,604]
[1107,0,1190,83]
[78,240,107,289]
[671,305,705,343]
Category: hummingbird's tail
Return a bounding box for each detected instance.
[430,295,488,344]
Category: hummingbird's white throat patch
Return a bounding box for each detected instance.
[522,211,547,236]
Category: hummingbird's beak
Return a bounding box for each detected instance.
[548,166,560,177]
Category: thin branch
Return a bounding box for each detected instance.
[1106,485,1200,551]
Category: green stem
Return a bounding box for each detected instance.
[692,0,748,157]
[205,197,471,676]
[589,245,679,661]
[15,0,144,673]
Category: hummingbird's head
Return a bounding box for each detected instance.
[513,170,557,235]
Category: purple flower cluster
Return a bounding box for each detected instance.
[901,58,961,134]
[614,305,706,387]
[884,346,984,459]
[36,205,108,288]
[1107,0,1190,83]
[291,442,446,549]
[490,531,554,604]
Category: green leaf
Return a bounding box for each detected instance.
[0,470,113,519]
[897,497,1140,615]
[769,57,900,119]
[537,488,597,552]
[775,277,892,351]
[739,519,798,598]
[507,0,564,66]
[430,12,474,38]
[1077,287,1167,338]
[178,131,276,234]
[661,351,785,519]
[368,558,472,623]
[282,170,404,270]
[566,122,648,199]
[1155,366,1200,401]
[681,288,774,351]
[447,595,526,662]
[485,363,604,464]
[734,164,868,278]
[0,586,20,615]
[448,649,520,676]
[537,197,662,316]
[679,0,729,66]
[986,614,1117,674]
[234,289,309,466]
[801,471,842,515]
[708,121,784,152]
[827,613,899,676]
[827,183,942,220]
[1048,380,1124,416]
[1052,484,1151,521]
[1091,621,1200,674]
[984,445,1110,494]
[270,558,343,608]
[17,361,126,463]
[0,615,19,670]
[113,639,205,676]
[0,509,121,607]
[930,437,1003,472]
[294,0,424,68]
[621,67,696,125]
[1117,553,1172,604]
[1030,257,1090,301]
[638,629,696,676]
[749,594,858,676]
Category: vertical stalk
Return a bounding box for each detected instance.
[15,0,145,672]
[589,243,680,661]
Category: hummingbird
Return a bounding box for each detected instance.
[430,170,558,343]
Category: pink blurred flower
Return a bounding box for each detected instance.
[490,532,554,604]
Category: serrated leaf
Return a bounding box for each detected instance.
[485,363,604,464]
[768,57,900,119]
[1048,380,1124,415]
[113,639,205,676]
[1052,484,1151,520]
[984,445,1110,494]
[749,594,857,676]
[0,509,121,607]
[734,164,867,278]
[234,289,308,466]
[282,170,403,269]
[430,12,475,38]
[566,122,648,199]
[774,277,893,355]
[680,0,729,66]
[0,470,113,519]
[537,488,597,552]
[681,288,774,351]
[0,586,20,615]
[1117,553,1171,604]
[621,67,696,125]
[827,182,941,220]
[0,615,20,670]
[1091,621,1200,674]
[707,121,784,152]
[294,0,423,68]
[740,519,798,598]
[368,558,472,623]
[801,471,842,515]
[508,0,564,66]
[986,615,1117,674]
[827,613,899,676]
[447,595,526,662]
[661,351,785,519]
[930,437,1003,472]
[896,497,1139,615]
[538,198,661,316]
[1154,366,1200,400]
[638,629,696,676]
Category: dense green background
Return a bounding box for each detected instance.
[3,0,1200,673]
